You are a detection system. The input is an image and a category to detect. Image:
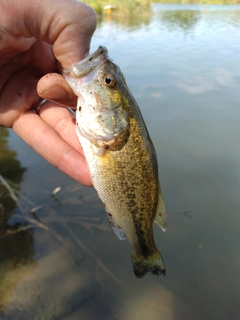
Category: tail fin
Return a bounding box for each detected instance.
[131,251,166,279]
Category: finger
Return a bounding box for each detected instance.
[51,1,97,67]
[12,108,92,186]
[37,73,77,108]
[6,0,97,68]
[0,66,42,127]
[37,101,81,154]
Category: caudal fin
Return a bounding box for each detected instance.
[131,251,166,279]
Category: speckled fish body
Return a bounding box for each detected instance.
[63,46,167,278]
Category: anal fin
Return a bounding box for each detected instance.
[107,213,127,240]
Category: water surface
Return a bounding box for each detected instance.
[0,5,240,320]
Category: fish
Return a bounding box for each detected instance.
[63,46,167,278]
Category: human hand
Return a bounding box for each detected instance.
[0,0,96,186]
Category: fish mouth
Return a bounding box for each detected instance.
[63,46,109,78]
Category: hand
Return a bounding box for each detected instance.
[0,0,96,186]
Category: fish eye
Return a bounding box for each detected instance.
[103,74,116,87]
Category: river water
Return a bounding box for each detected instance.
[0,4,240,320]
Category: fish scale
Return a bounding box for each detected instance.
[63,46,167,278]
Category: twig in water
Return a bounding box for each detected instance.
[0,225,35,239]
[62,221,121,285]
[14,214,49,231]
[169,209,192,218]
[51,187,61,196]
[0,174,18,202]
[30,205,43,213]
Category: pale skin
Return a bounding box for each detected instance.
[0,0,97,186]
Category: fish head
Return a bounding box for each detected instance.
[63,46,131,151]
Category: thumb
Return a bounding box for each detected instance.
[51,1,97,68]
[3,0,96,68]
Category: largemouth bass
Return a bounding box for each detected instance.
[63,46,167,278]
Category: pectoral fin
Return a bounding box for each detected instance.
[107,213,127,240]
[154,192,167,232]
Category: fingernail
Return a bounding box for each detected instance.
[83,50,90,59]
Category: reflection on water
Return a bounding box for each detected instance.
[1,4,240,320]
[0,128,118,318]
[98,13,152,30]
[158,9,200,31]
[0,128,35,314]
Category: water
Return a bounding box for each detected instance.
[0,4,240,320]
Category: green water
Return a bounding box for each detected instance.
[0,5,240,320]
